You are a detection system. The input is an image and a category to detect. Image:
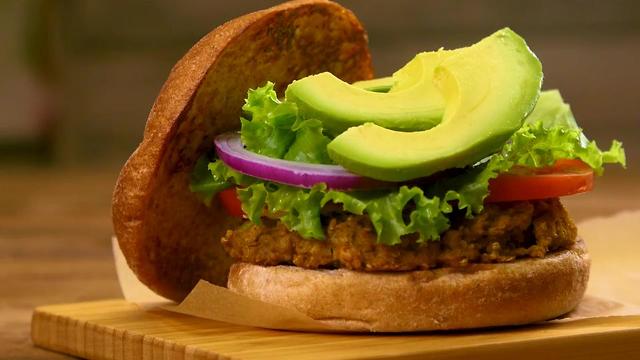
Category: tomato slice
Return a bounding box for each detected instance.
[486,159,594,202]
[218,187,244,217]
[218,159,595,217]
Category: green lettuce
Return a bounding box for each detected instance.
[240,82,332,164]
[234,182,449,244]
[427,121,625,219]
[520,89,625,173]
[191,86,625,245]
[322,186,449,244]
[189,156,254,205]
[428,89,626,218]
[525,89,580,130]
[284,119,332,164]
[506,122,625,174]
[238,183,326,240]
[427,155,511,218]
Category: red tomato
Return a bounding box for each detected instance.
[218,187,244,217]
[218,159,595,216]
[486,159,594,202]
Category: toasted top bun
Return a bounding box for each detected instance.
[228,239,590,332]
[112,0,373,302]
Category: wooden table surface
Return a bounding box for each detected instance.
[2,166,637,359]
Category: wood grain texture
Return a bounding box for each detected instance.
[31,299,640,360]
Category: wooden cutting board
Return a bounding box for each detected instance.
[32,299,640,360]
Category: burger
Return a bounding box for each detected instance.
[112,0,625,331]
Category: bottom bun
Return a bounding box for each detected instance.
[227,239,590,332]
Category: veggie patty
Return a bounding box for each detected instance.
[221,198,576,271]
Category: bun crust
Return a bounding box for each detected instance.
[228,239,590,332]
[112,0,373,302]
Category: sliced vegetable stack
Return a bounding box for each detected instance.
[190,28,625,245]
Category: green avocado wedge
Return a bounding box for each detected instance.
[352,76,395,92]
[327,28,543,182]
[285,50,456,136]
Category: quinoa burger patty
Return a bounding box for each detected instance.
[222,198,577,271]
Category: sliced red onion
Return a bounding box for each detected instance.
[214,132,392,190]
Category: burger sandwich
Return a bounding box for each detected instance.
[113,0,625,331]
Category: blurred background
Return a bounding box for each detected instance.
[1,0,638,168]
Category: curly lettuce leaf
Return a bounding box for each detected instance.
[525,90,580,130]
[267,184,327,240]
[189,157,254,205]
[228,178,452,244]
[426,89,625,218]
[237,183,326,240]
[240,82,333,164]
[427,119,626,219]
[284,119,332,164]
[506,122,625,175]
[235,182,267,224]
[240,82,298,158]
[323,186,449,244]
[519,89,625,173]
[427,155,512,218]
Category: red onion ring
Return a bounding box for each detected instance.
[214,132,393,190]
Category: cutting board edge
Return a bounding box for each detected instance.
[30,299,640,360]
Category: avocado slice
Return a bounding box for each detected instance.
[352,76,394,92]
[352,54,457,94]
[327,28,543,182]
[285,50,456,136]
[352,52,459,94]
